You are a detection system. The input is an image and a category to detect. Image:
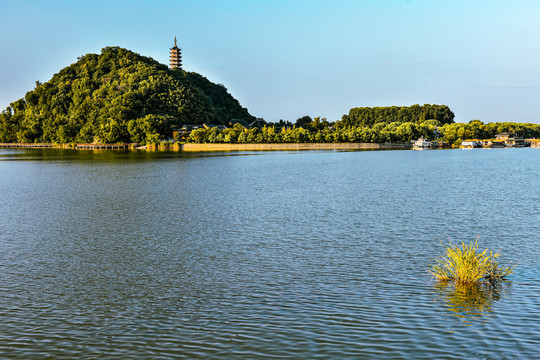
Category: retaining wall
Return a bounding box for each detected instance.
[180,142,411,151]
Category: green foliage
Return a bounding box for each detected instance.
[0,108,17,142]
[182,73,252,123]
[182,119,441,144]
[295,115,313,128]
[180,115,540,145]
[439,121,540,142]
[338,104,455,128]
[0,47,253,144]
[429,239,515,284]
[187,128,208,143]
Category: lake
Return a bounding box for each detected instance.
[0,147,539,358]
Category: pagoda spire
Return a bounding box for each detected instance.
[170,37,182,70]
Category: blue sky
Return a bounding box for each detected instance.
[1,0,539,123]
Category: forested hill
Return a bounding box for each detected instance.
[0,46,253,144]
[337,104,454,128]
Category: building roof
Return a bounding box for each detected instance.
[204,124,227,130]
[174,124,228,132]
[170,36,180,50]
[248,118,267,128]
[228,119,249,127]
[178,125,205,131]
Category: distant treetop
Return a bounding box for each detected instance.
[337,104,455,128]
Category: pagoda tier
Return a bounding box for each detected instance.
[170,37,182,69]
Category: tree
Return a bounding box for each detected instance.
[396,122,419,142]
[295,115,312,129]
[188,128,208,143]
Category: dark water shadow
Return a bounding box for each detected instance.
[0,148,275,163]
[434,281,511,324]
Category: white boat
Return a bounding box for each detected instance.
[413,138,432,149]
[461,140,482,149]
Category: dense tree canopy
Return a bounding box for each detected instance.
[439,120,540,145]
[337,104,455,128]
[184,118,540,145]
[0,47,252,144]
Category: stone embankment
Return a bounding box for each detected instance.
[0,143,130,149]
[180,142,411,151]
[0,142,412,151]
[0,143,55,148]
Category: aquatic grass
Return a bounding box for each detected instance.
[429,239,515,284]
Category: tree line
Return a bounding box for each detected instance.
[339,104,455,128]
[439,120,540,144]
[184,118,436,144]
[2,54,539,146]
[184,118,540,145]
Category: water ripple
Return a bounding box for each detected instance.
[1,149,539,358]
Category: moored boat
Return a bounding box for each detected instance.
[461,139,483,149]
[412,138,433,150]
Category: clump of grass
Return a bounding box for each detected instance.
[429,239,515,284]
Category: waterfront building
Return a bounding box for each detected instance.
[495,132,511,140]
[228,119,249,127]
[505,136,525,147]
[248,118,267,129]
[172,125,204,141]
[530,139,540,148]
[170,37,182,69]
[172,124,228,141]
[494,132,525,147]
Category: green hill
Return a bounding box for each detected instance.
[0,46,253,144]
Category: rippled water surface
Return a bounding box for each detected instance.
[1,148,539,358]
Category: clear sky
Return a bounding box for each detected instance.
[1,0,539,123]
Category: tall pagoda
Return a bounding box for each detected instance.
[170,37,182,69]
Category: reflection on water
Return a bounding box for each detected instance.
[435,281,511,324]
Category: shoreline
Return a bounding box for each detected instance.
[0,142,412,151]
[178,142,411,151]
